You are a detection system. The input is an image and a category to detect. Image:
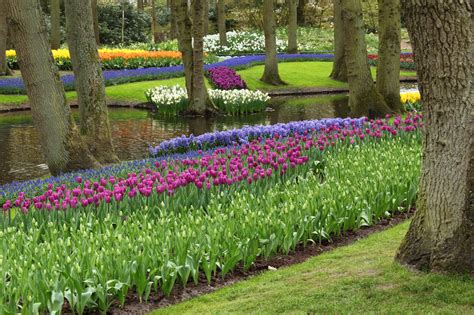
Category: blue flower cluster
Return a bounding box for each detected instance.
[0,54,333,94]
[149,117,365,156]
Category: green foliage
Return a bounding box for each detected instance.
[98,3,151,45]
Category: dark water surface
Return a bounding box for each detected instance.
[0,94,350,185]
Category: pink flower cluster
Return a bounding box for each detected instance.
[1,114,422,215]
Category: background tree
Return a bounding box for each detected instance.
[329,0,347,82]
[341,0,390,117]
[376,0,402,112]
[296,0,307,26]
[64,0,118,164]
[217,0,227,45]
[261,0,285,85]
[7,0,98,175]
[151,0,160,43]
[0,0,9,76]
[137,0,144,11]
[92,0,100,44]
[287,0,298,54]
[50,0,61,49]
[396,0,473,273]
[203,0,209,35]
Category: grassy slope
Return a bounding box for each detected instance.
[0,62,417,105]
[154,221,474,315]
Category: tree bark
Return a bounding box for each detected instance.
[137,0,144,11]
[91,0,100,45]
[330,0,347,82]
[167,0,178,39]
[6,0,98,175]
[217,0,227,45]
[287,0,298,54]
[376,0,402,112]
[64,0,118,164]
[261,0,285,85]
[395,0,473,273]
[50,0,61,49]
[0,0,8,75]
[296,0,306,26]
[174,0,193,95]
[151,0,160,43]
[341,0,391,117]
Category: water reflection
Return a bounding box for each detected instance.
[0,94,350,184]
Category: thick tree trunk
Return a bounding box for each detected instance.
[174,0,193,95]
[50,0,61,49]
[7,0,98,175]
[296,0,307,26]
[287,0,298,54]
[91,0,100,45]
[167,0,178,39]
[376,0,402,112]
[137,0,144,11]
[151,0,160,43]
[330,0,347,82]
[395,0,473,273]
[341,0,391,117]
[217,0,227,45]
[0,0,8,75]
[261,0,286,85]
[64,0,118,164]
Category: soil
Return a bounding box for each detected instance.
[66,209,413,315]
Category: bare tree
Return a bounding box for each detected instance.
[91,0,100,44]
[7,0,98,175]
[376,0,402,112]
[50,0,61,49]
[151,0,160,43]
[396,0,473,273]
[287,0,298,54]
[0,0,9,75]
[341,0,391,117]
[217,0,227,45]
[329,0,347,82]
[261,0,285,85]
[64,0,118,164]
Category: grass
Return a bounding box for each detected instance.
[0,61,417,105]
[154,221,474,315]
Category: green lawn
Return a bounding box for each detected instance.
[0,61,417,105]
[154,221,474,315]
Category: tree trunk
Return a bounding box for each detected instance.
[151,0,160,43]
[341,0,391,117]
[0,0,8,75]
[174,0,193,95]
[376,0,402,112]
[287,0,298,54]
[395,0,473,273]
[296,0,306,26]
[330,0,347,82]
[91,0,100,45]
[203,0,209,36]
[168,0,178,39]
[217,0,227,45]
[137,0,144,11]
[261,0,286,85]
[50,0,61,49]
[6,0,98,175]
[64,0,118,164]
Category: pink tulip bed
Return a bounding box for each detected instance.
[0,114,423,314]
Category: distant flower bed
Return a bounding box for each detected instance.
[368,52,415,70]
[145,85,270,116]
[0,54,333,94]
[208,67,247,90]
[6,49,217,71]
[204,31,288,55]
[400,89,421,112]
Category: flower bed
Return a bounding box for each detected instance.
[401,89,421,112]
[208,66,247,90]
[204,31,288,55]
[368,52,415,70]
[145,85,270,116]
[0,115,422,314]
[0,54,333,94]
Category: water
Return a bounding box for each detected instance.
[0,94,350,185]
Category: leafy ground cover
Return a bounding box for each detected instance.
[0,115,422,314]
[154,221,474,314]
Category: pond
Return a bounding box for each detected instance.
[0,94,351,185]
